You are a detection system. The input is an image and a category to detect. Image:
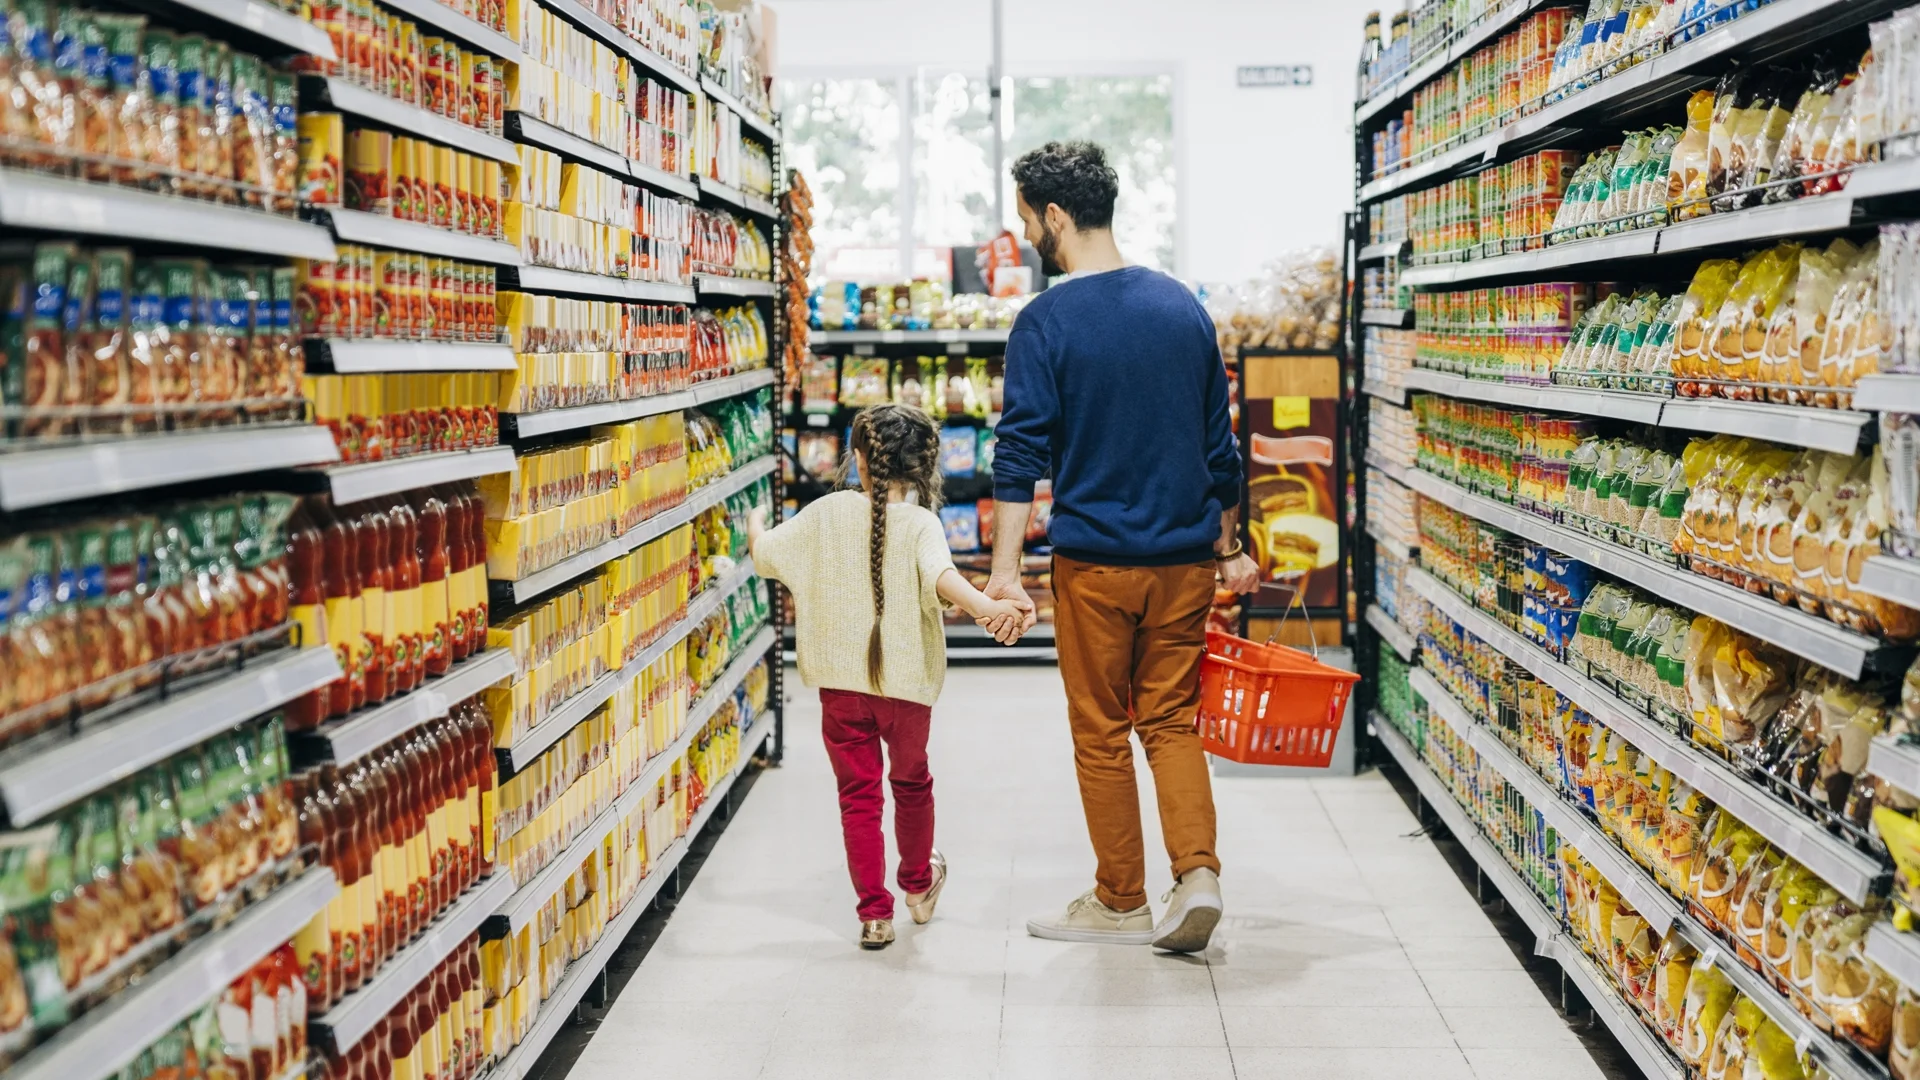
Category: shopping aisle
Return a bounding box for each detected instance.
[562,665,1622,1080]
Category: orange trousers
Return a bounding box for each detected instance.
[1052,555,1221,911]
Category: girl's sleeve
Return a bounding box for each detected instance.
[751,511,806,586]
[915,513,957,609]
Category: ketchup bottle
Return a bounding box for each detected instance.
[286,505,328,732]
[309,498,355,720]
[293,773,335,1011]
[438,487,473,664]
[414,491,453,678]
[388,498,424,694]
[355,504,390,706]
[462,483,488,654]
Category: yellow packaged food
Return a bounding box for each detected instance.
[1893,982,1920,1080]
[1812,911,1893,1055]
[1654,932,1700,1041]
[1681,956,1737,1066]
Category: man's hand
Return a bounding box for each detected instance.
[984,575,1038,635]
[974,598,1028,645]
[1216,551,1259,594]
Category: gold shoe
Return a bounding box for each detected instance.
[905,850,947,925]
[860,919,895,949]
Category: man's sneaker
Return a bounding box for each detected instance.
[860,919,895,949]
[1026,889,1156,944]
[1151,867,1223,954]
[905,850,947,925]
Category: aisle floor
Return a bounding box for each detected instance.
[566,665,1617,1080]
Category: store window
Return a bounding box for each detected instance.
[778,78,905,281]
[1005,75,1177,272]
[779,71,1178,279]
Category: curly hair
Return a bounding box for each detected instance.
[843,404,943,693]
[1011,141,1119,230]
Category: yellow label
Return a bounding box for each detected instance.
[380,842,402,906]
[362,585,387,643]
[1273,395,1312,430]
[294,906,329,968]
[392,1043,421,1080]
[290,602,326,652]
[481,788,497,863]
[324,594,361,669]
[424,577,450,646]
[411,828,431,891]
[419,1020,441,1080]
[357,870,378,936]
[436,1011,455,1073]
[428,800,450,852]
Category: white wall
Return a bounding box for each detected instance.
[772,0,1378,285]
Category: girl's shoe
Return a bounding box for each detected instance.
[905,850,947,925]
[860,919,896,949]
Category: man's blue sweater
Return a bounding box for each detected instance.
[992,266,1241,566]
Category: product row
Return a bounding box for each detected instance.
[810,283,1030,333]
[297,0,506,140]
[795,354,1003,420]
[304,371,501,462]
[297,249,500,345]
[302,121,504,240]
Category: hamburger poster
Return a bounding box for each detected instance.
[1247,394,1341,611]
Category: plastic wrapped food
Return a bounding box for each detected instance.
[1812,912,1894,1055]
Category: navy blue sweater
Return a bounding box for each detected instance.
[992,267,1241,566]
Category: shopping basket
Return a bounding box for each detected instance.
[1195,585,1360,767]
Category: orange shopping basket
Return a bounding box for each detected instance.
[1196,588,1360,767]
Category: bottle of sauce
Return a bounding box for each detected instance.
[341,508,367,712]
[292,772,334,1011]
[414,491,452,678]
[388,497,423,695]
[308,498,357,719]
[385,990,419,1080]
[367,749,401,967]
[422,722,451,914]
[437,486,472,664]
[355,504,390,706]
[468,703,496,877]
[283,504,327,732]
[403,731,432,937]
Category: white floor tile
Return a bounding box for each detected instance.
[556,666,1615,1080]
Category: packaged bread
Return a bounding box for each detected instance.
[1732,849,1786,967]
[1655,932,1700,1041]
[1792,899,1857,1021]
[1670,89,1717,221]
[1613,905,1659,1009]
[1706,995,1762,1080]
[1818,704,1887,818]
[1683,956,1739,1066]
[1674,261,1743,393]
[1766,64,1840,205]
[1765,864,1835,983]
[1893,982,1920,1080]
[1661,781,1713,894]
[1696,815,1767,926]
[1812,911,1894,1055]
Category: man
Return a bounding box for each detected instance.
[985,140,1259,954]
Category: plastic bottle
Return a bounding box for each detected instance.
[285,504,327,732]
[355,503,389,705]
[388,496,423,693]
[414,490,452,678]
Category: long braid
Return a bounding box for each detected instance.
[849,404,945,696]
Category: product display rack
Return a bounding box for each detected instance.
[1347,2,1920,1076]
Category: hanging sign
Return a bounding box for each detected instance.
[1237,65,1313,88]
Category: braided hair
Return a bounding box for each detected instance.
[844,404,942,694]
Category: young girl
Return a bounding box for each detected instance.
[748,404,1025,949]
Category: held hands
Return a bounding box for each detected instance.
[1216,551,1260,594]
[977,576,1038,645]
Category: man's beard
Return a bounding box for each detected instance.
[1035,222,1066,277]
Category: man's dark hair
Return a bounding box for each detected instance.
[1011,141,1119,231]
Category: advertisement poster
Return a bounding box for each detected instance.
[1247,394,1341,611]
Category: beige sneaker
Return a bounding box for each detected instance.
[1151,867,1223,954]
[905,850,947,925]
[860,919,895,949]
[1026,889,1156,945]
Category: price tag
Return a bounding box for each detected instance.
[1697,947,1718,971]
[881,330,905,343]
[935,329,960,343]
[853,344,876,356]
[243,2,270,28]
[806,414,828,428]
[946,342,968,355]
[1793,1031,1813,1059]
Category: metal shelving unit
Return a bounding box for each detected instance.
[322,446,518,504]
[305,76,520,163]
[291,647,518,766]
[0,426,341,511]
[0,169,338,258]
[316,207,524,265]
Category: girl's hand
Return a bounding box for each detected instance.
[974,598,1027,645]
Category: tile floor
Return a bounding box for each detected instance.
[564,665,1620,1080]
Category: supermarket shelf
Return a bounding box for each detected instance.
[1360,379,1407,406]
[169,0,338,57]
[1399,230,1658,287]
[1356,239,1405,263]
[503,389,695,440]
[538,0,696,93]
[1867,922,1920,997]
[316,207,523,265]
[0,647,340,826]
[1364,604,1417,662]
[1356,130,1500,204]
[366,0,518,59]
[811,328,1013,346]
[497,454,775,603]
[1372,719,1558,944]
[1359,308,1413,328]
[310,339,518,372]
[944,622,1056,642]
[488,706,772,1080]
[1352,0,1552,124]
[0,169,336,259]
[323,446,517,504]
[1655,193,1859,253]
[1407,668,1473,741]
[1858,555,1920,610]
[313,870,518,1056]
[695,274,777,299]
[949,645,1057,660]
[1853,373,1920,414]
[696,176,779,218]
[1672,915,1884,1080]
[499,264,697,304]
[1407,565,1888,904]
[1656,396,1868,454]
[1402,467,1894,679]
[1364,519,1416,562]
[1362,446,1411,487]
[1402,369,1667,425]
[1868,735,1920,798]
[699,76,779,143]
[629,158,700,200]
[308,77,519,164]
[498,559,762,773]
[493,625,774,927]
[0,425,340,511]
[1374,719,1686,1080]
[8,867,338,1080]
[692,368,778,403]
[293,647,517,766]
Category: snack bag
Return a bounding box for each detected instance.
[1894,982,1920,1080]
[1670,89,1717,220]
[1655,932,1700,1041]
[1681,956,1737,1067]
[1812,912,1894,1055]
[1673,261,1742,394]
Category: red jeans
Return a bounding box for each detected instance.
[820,688,936,921]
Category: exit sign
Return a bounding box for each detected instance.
[1238,65,1313,88]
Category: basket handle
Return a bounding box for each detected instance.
[1258,579,1321,659]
